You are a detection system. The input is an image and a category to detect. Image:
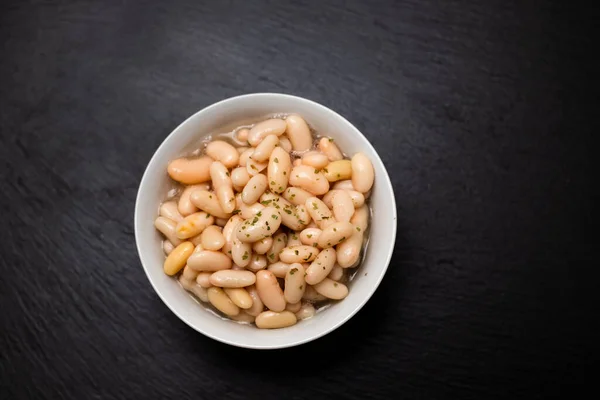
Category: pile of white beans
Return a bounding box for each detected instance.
[155,115,374,329]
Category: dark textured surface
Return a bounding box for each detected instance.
[0,0,596,398]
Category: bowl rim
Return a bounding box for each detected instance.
[134,92,397,349]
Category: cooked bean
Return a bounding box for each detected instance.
[336,231,363,268]
[255,311,297,329]
[261,192,305,230]
[287,232,303,247]
[189,190,231,219]
[178,183,210,216]
[296,204,311,226]
[182,265,199,281]
[199,225,225,251]
[205,140,239,168]
[286,301,302,313]
[279,136,293,152]
[285,114,312,151]
[239,148,254,167]
[232,229,252,268]
[251,134,279,162]
[283,186,313,206]
[224,287,253,309]
[324,160,352,182]
[268,147,291,194]
[317,221,354,249]
[207,287,240,316]
[279,245,319,263]
[351,205,370,231]
[323,189,365,209]
[284,263,306,304]
[236,193,266,219]
[164,242,195,276]
[245,285,265,316]
[222,215,243,257]
[175,212,214,239]
[247,254,268,271]
[237,146,249,154]
[248,119,287,146]
[196,272,213,288]
[295,302,316,320]
[255,270,286,312]
[328,265,344,281]
[215,217,228,227]
[331,190,354,223]
[266,232,287,263]
[242,174,268,205]
[302,285,327,302]
[193,243,204,253]
[305,248,337,285]
[332,179,355,191]
[305,197,335,229]
[231,167,250,191]
[167,156,213,184]
[179,275,209,302]
[209,270,255,288]
[230,311,256,323]
[267,261,291,278]
[299,228,322,246]
[210,161,235,213]
[187,250,232,271]
[246,154,268,176]
[163,240,174,255]
[160,201,183,222]
[252,236,273,255]
[313,278,348,300]
[292,158,302,167]
[235,128,249,144]
[154,216,182,246]
[318,137,343,161]
[351,152,374,193]
[235,206,282,243]
[289,165,329,195]
[302,151,329,169]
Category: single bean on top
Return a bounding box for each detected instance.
[155,114,374,329]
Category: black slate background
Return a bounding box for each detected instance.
[0,0,596,398]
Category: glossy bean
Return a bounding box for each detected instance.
[167,156,213,184]
[284,263,306,304]
[287,232,303,247]
[283,186,313,206]
[239,148,254,167]
[313,278,348,300]
[196,272,213,288]
[305,197,335,229]
[210,161,235,213]
[328,265,344,281]
[331,190,354,223]
[154,216,182,246]
[247,254,268,272]
[231,167,250,191]
[318,137,343,161]
[267,147,291,194]
[317,221,354,249]
[175,212,214,239]
[279,245,319,263]
[267,262,291,278]
[251,134,279,162]
[285,114,312,151]
[324,160,352,182]
[289,165,329,195]
[163,240,174,255]
[198,225,224,251]
[235,128,249,144]
[332,179,355,191]
[209,270,256,288]
[351,152,375,193]
[252,236,273,255]
[224,287,253,309]
[205,140,239,168]
[164,242,195,275]
[351,205,370,232]
[246,154,268,176]
[222,215,243,257]
[187,250,232,272]
[235,206,282,243]
[295,302,316,320]
[305,247,337,285]
[242,174,268,205]
[189,190,231,219]
[248,119,287,146]
[159,201,183,222]
[255,270,286,312]
[178,183,210,216]
[336,231,363,268]
[255,311,297,329]
[182,265,199,281]
[207,287,240,316]
[232,225,253,268]
[299,228,322,246]
[245,285,265,316]
[302,151,329,169]
[266,232,287,263]
[279,136,293,152]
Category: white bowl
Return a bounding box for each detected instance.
[134,93,396,349]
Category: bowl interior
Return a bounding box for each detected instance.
[135,93,396,349]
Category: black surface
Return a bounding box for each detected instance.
[0,0,596,398]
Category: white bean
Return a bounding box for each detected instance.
[302,285,327,302]
[187,250,232,272]
[224,287,253,309]
[159,201,183,222]
[189,190,231,219]
[336,231,363,268]
[289,165,329,195]
[230,311,256,323]
[247,254,268,272]
[299,228,322,246]
[351,205,370,231]
[317,221,354,248]
[305,247,337,285]
[332,179,355,191]
[267,261,291,278]
[351,152,374,193]
[205,140,239,168]
[196,272,213,288]
[215,217,229,227]
[313,278,348,300]
[331,190,354,223]
[279,136,293,152]
[154,216,182,246]
[305,197,335,229]
[251,134,279,162]
[210,161,235,213]
[328,265,344,281]
[245,285,265,316]
[246,154,268,176]
[283,187,313,206]
[200,225,225,251]
[232,225,252,268]
[252,236,273,255]
[179,275,209,302]
[242,174,268,205]
[248,119,287,146]
[236,194,266,219]
[255,311,297,329]
[318,137,343,161]
[235,206,282,242]
[279,245,319,263]
[239,148,254,167]
[167,156,213,184]
[267,146,291,194]
[208,287,240,316]
[287,232,303,247]
[175,212,214,239]
[266,232,287,263]
[324,160,352,182]
[163,240,174,255]
[182,265,199,281]
[323,189,365,209]
[302,151,329,169]
[285,114,312,151]
[222,215,243,257]
[255,270,286,312]
[296,204,311,226]
[286,301,302,313]
[209,270,256,288]
[231,167,250,191]
[284,263,306,304]
[295,302,316,320]
[235,128,249,143]
[178,183,210,216]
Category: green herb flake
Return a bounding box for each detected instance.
[251,164,257,170]
[279,187,283,191]
[299,285,303,290]
[290,268,298,275]
[312,202,318,210]
[334,282,339,287]
[283,171,286,175]
[242,251,249,260]
[284,209,292,215]
[294,250,299,255]
[314,169,319,174]
[272,214,278,220]
[271,181,276,185]
[261,200,272,205]
[246,233,250,238]
[356,227,361,231]
[329,138,334,142]
[307,234,312,238]
[291,194,296,198]
[274,157,279,163]
[257,211,262,217]
[337,173,340,178]
[268,253,275,259]
[206,214,211,218]
[225,172,230,176]
[333,228,337,232]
